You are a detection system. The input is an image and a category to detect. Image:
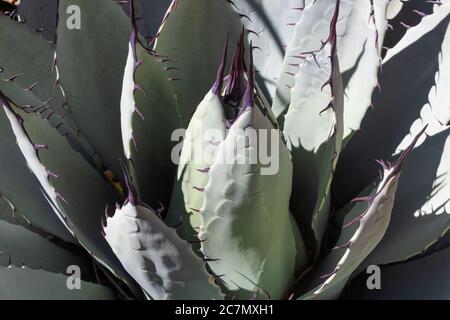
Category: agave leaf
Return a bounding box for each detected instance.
[56,0,131,180]
[153,0,243,126]
[165,40,229,241]
[174,91,227,238]
[297,172,399,299]
[0,218,90,276]
[0,98,74,242]
[105,202,224,300]
[341,247,450,300]
[104,167,223,300]
[338,0,390,140]
[17,0,58,41]
[333,5,450,208]
[0,93,140,295]
[295,129,425,300]
[120,9,180,209]
[271,0,390,140]
[0,15,108,171]
[0,266,115,300]
[349,127,450,270]
[199,63,308,299]
[230,0,310,100]
[272,0,340,120]
[284,6,344,258]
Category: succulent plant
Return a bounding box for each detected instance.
[0,0,449,300]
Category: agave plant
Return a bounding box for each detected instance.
[0,0,449,300]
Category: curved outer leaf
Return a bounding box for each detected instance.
[334,12,450,269]
[56,0,131,180]
[0,266,115,300]
[332,6,450,208]
[17,0,58,41]
[153,0,243,126]
[199,95,308,299]
[297,161,404,298]
[104,175,223,300]
[120,13,180,208]
[0,93,140,296]
[295,129,425,300]
[0,95,74,242]
[231,0,309,100]
[283,5,344,258]
[341,247,450,300]
[353,128,450,269]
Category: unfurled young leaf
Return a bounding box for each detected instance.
[185,46,309,300]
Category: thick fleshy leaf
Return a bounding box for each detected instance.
[231,0,310,100]
[332,5,450,208]
[351,128,450,269]
[296,162,401,299]
[120,15,180,208]
[271,0,390,140]
[272,0,340,120]
[284,11,344,257]
[104,200,223,300]
[199,94,307,299]
[56,0,131,179]
[341,247,450,300]
[0,96,73,242]
[153,0,243,126]
[0,15,108,171]
[175,90,226,237]
[171,37,230,239]
[294,130,424,299]
[0,94,140,295]
[0,266,115,300]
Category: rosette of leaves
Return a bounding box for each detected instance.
[0,0,449,300]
